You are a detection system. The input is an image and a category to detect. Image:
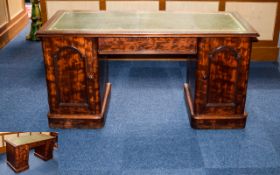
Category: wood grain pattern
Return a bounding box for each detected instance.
[48,83,111,128]
[195,37,251,116]
[42,37,101,115]
[98,37,197,54]
[6,143,29,173]
[54,46,88,106]
[42,36,110,128]
[34,140,55,161]
[184,83,247,129]
[184,37,252,129]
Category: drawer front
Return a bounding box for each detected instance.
[98,37,197,54]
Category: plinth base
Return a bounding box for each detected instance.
[48,83,111,129]
[184,83,247,129]
[34,152,52,161]
[6,161,29,173]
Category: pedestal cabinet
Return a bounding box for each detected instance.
[42,37,110,128]
[185,37,252,129]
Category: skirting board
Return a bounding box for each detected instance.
[0,11,29,48]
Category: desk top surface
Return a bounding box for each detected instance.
[5,134,55,147]
[38,11,258,37]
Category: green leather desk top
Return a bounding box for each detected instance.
[5,134,55,147]
[38,11,258,36]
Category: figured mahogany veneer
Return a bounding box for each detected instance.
[98,37,197,54]
[37,11,258,129]
[5,134,56,173]
[41,36,111,128]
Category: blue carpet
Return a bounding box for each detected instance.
[0,25,280,175]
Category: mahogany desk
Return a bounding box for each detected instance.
[5,134,55,173]
[37,11,258,129]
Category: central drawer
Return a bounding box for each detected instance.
[98,37,197,54]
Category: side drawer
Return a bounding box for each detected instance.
[98,37,197,54]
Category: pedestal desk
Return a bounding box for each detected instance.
[5,134,56,173]
[37,11,258,129]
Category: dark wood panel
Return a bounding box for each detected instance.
[251,46,279,61]
[41,35,111,128]
[183,37,252,129]
[42,37,101,114]
[54,46,88,105]
[0,147,6,154]
[184,84,247,129]
[98,37,197,54]
[6,143,29,173]
[207,46,240,107]
[100,0,106,10]
[195,37,251,115]
[159,0,166,10]
[219,0,226,11]
[40,0,48,23]
[48,83,111,128]
[34,140,55,161]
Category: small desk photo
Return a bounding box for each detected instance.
[5,134,56,173]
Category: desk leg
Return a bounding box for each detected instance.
[34,140,55,161]
[6,143,29,173]
[185,37,251,129]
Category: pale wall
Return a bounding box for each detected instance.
[0,0,8,28]
[47,1,99,19]
[166,1,219,12]
[225,2,278,41]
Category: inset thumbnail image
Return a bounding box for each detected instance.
[0,132,58,174]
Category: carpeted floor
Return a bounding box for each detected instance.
[0,24,280,175]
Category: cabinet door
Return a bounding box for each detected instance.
[195,37,251,115]
[42,37,101,114]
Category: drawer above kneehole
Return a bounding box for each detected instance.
[98,37,197,54]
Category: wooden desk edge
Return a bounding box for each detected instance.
[4,135,56,147]
[36,10,259,38]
